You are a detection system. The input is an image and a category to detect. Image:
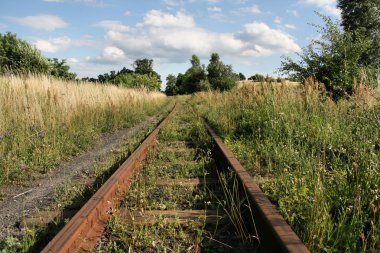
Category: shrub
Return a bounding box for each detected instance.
[0,32,50,75]
[280,15,378,100]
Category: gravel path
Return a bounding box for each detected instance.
[0,106,171,240]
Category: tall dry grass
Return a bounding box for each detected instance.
[0,75,167,185]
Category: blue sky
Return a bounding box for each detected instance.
[0,0,340,86]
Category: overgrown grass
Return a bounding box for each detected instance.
[192,81,380,252]
[0,75,167,185]
[0,125,159,252]
[98,103,258,252]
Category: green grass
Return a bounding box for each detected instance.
[0,123,162,253]
[192,82,380,252]
[98,102,258,252]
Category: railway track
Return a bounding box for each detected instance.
[41,103,309,253]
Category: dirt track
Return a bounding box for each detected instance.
[0,106,170,240]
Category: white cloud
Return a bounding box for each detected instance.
[208,6,222,12]
[43,0,64,2]
[68,58,79,63]
[95,20,130,32]
[299,0,340,16]
[274,17,281,24]
[240,5,262,14]
[138,10,195,28]
[102,46,125,60]
[124,11,132,16]
[285,24,296,29]
[208,0,221,3]
[9,15,67,31]
[90,10,300,65]
[324,5,341,16]
[300,0,335,5]
[162,0,184,6]
[34,36,71,53]
[237,22,301,55]
[33,35,95,53]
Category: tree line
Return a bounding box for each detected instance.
[0,32,162,91]
[165,53,239,96]
[82,58,161,91]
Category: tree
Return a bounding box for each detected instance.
[338,0,380,66]
[114,72,161,91]
[238,72,246,80]
[280,15,377,99]
[248,73,265,82]
[133,58,161,84]
[165,74,178,96]
[0,32,50,75]
[49,58,77,80]
[133,58,154,75]
[207,53,238,91]
[182,55,208,93]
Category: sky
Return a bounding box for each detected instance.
[0,0,340,88]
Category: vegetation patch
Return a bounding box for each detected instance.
[98,103,258,252]
[192,82,380,252]
[0,75,168,186]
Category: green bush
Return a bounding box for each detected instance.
[0,32,50,75]
[280,15,378,100]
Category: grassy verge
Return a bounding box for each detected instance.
[191,82,380,252]
[0,75,168,185]
[0,120,164,252]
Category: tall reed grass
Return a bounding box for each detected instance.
[192,80,380,252]
[0,75,167,185]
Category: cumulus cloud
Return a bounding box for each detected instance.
[33,35,95,53]
[34,36,71,53]
[102,46,125,61]
[95,20,130,32]
[8,15,67,31]
[237,22,301,56]
[86,46,127,64]
[138,10,195,28]
[299,0,340,16]
[90,10,300,65]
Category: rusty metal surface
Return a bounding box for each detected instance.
[41,105,176,253]
[204,122,310,253]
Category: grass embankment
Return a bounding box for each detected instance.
[0,75,167,186]
[192,82,380,252]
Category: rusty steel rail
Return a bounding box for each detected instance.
[204,122,310,253]
[42,105,176,253]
